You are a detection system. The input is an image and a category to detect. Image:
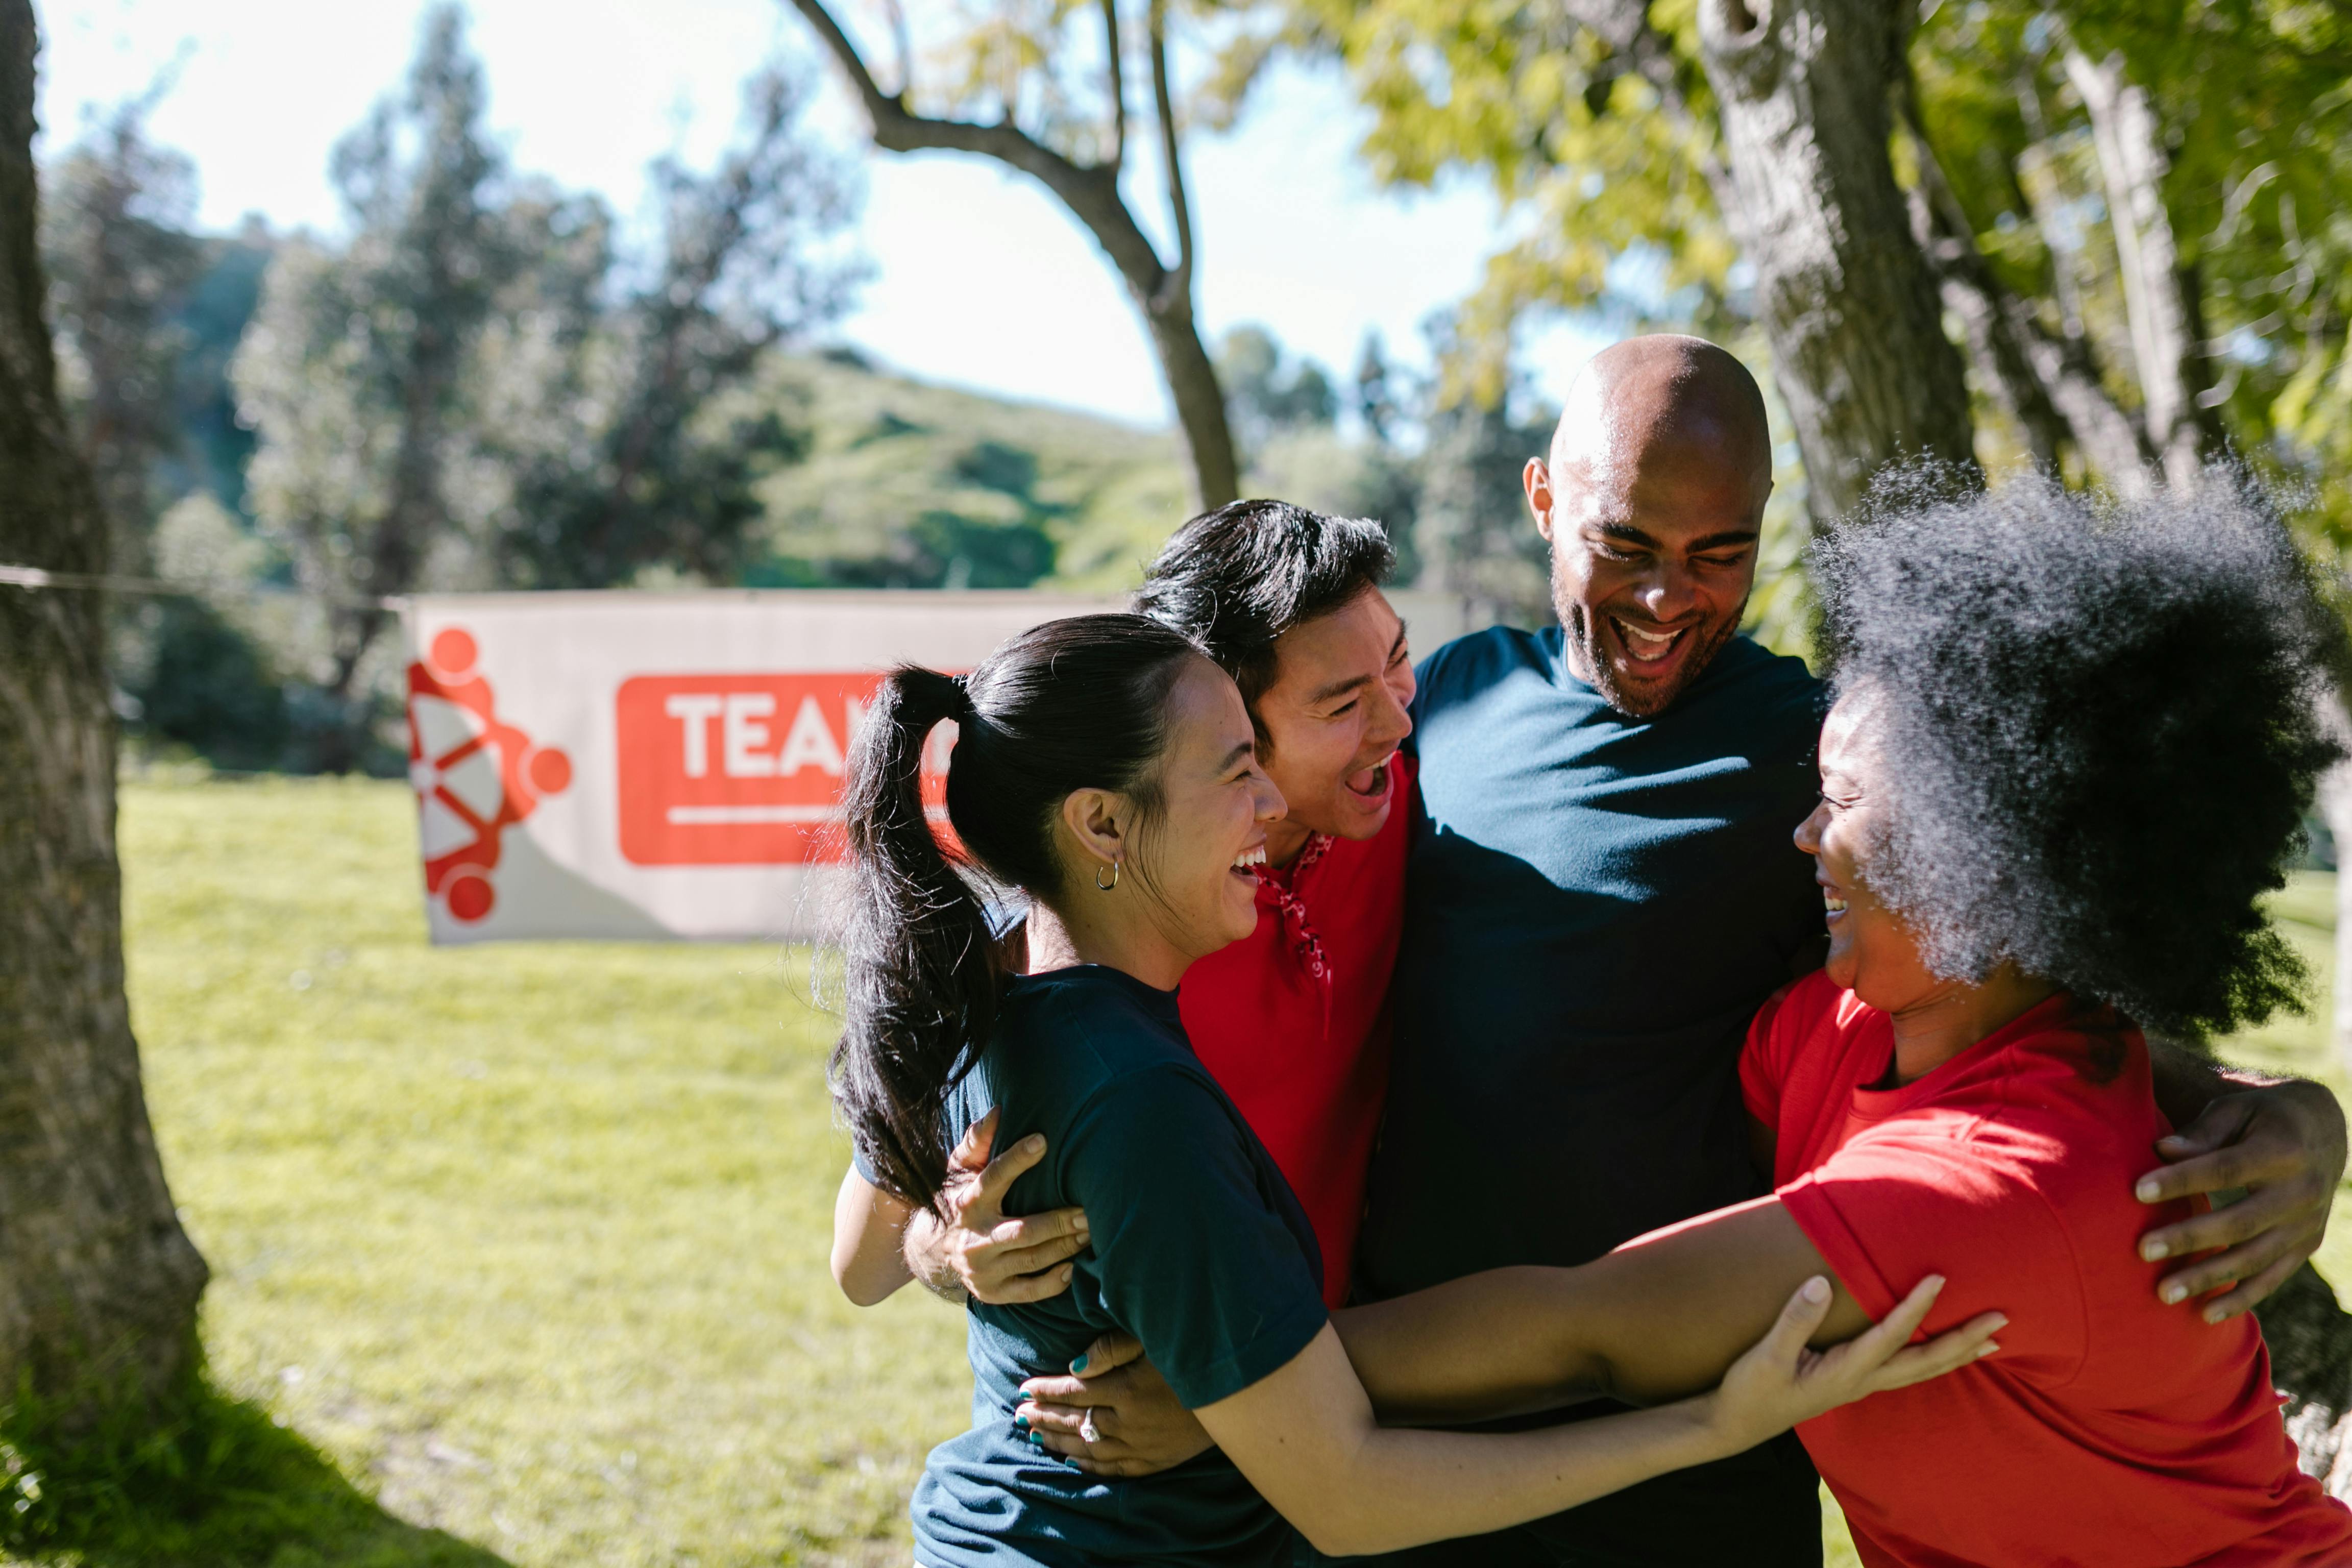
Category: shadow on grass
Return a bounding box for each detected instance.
[3,1373,510,1568]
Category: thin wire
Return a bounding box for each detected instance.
[0,561,404,611]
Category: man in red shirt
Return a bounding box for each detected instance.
[830,500,1415,1313]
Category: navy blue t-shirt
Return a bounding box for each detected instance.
[911,965,1329,1568]
[1352,625,1828,1565]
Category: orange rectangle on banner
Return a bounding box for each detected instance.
[616,673,948,865]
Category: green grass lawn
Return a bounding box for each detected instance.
[23,777,2352,1565]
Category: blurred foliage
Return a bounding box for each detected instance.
[1911,0,2352,536]
[1275,0,2352,611]
[1218,324,1339,459]
[40,89,207,577]
[227,6,857,769]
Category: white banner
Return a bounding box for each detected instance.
[400,588,1482,942]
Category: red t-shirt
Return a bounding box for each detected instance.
[1181,756,1413,1307]
[1741,972,2352,1567]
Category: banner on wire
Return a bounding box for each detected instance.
[401,590,1117,943]
[401,587,1482,943]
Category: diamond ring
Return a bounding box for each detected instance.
[1079,1411,1100,1445]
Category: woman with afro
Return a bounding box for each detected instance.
[1326,472,2352,1564]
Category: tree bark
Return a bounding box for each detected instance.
[2323,758,2352,1083]
[2256,1264,2352,1500]
[2061,45,2209,489]
[1902,109,2155,494]
[1693,0,1976,524]
[783,0,1239,509]
[0,0,206,1414]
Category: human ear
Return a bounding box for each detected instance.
[1524,457,1555,541]
[1058,788,1128,881]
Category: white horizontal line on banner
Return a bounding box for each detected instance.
[666,805,836,825]
[660,804,951,826]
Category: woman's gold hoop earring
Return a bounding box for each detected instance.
[1095,858,1121,892]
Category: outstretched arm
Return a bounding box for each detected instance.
[1200,1274,1990,1558]
[1331,1195,1880,1423]
[2137,1042,2347,1320]
[1021,1193,2001,1471]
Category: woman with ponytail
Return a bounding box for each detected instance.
[825,613,1991,1567]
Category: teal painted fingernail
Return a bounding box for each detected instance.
[1070,1354,1090,1374]
[1013,1415,1028,1430]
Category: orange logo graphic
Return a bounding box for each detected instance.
[407,627,573,922]
[616,673,950,865]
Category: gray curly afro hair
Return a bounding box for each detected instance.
[1811,466,2347,1041]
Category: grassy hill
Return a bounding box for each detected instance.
[745,351,1195,595]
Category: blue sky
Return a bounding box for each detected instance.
[38,0,1602,426]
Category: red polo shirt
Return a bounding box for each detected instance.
[1180,756,1413,1307]
[1743,973,2352,1567]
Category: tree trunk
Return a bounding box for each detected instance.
[1141,291,1238,510]
[2062,46,2208,489]
[0,0,207,1415]
[1904,113,2156,494]
[2324,759,2352,1082]
[1694,0,1976,524]
[2256,1264,2352,1500]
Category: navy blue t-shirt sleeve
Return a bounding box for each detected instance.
[1058,1066,1329,1409]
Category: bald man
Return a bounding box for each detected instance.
[1348,335,1830,1564]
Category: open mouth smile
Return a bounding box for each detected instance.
[1232,842,1268,879]
[1343,754,1396,803]
[1610,616,1692,670]
[1820,879,1849,921]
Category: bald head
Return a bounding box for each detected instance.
[1552,335,1773,492]
[1525,335,1774,716]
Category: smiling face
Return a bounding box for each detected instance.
[1529,337,1772,717]
[1124,657,1289,957]
[1530,436,1764,717]
[1793,692,1944,1010]
[1250,588,1415,859]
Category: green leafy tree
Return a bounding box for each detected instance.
[233,3,518,771]
[236,8,859,769]
[1286,0,1975,520]
[491,65,861,589]
[1217,322,1338,459]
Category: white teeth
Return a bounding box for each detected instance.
[1823,894,1849,914]
[1615,618,1680,656]
[1232,845,1267,870]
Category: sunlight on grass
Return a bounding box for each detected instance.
[31,782,2352,1565]
[108,776,966,1566]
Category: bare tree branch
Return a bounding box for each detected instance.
[783,0,1166,290]
[1900,86,2154,492]
[1100,0,1125,170]
[2061,40,2211,486]
[780,0,1238,505]
[1147,0,1193,295]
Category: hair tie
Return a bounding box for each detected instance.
[947,672,976,721]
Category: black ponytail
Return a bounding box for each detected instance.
[832,614,1202,1210]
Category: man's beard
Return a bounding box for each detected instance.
[1554,557,1745,719]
